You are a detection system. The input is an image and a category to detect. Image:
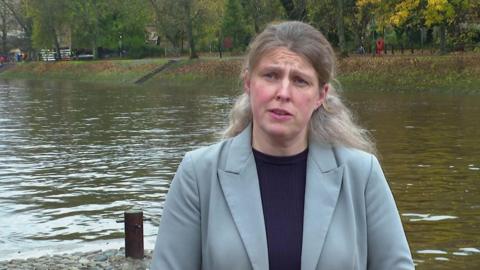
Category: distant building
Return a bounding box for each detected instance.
[145,25,160,45]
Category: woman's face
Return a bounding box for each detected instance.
[245,47,328,151]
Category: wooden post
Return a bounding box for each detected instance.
[124,210,144,259]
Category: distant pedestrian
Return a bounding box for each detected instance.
[376,38,385,55]
[357,45,366,54]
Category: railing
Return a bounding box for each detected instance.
[39,48,71,61]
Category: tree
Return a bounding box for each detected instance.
[240,0,284,33]
[0,1,9,54]
[279,0,307,21]
[357,0,407,53]
[357,0,475,54]
[109,0,150,58]
[308,0,358,56]
[307,0,336,40]
[149,0,186,54]
[471,0,480,22]
[0,0,33,58]
[423,0,470,54]
[223,0,250,50]
[197,0,224,52]
[70,0,107,59]
[69,0,150,59]
[351,0,374,50]
[242,0,262,33]
[28,0,71,58]
[335,0,348,57]
[181,0,199,58]
[387,0,424,53]
[149,0,210,58]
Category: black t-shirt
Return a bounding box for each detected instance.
[253,148,308,270]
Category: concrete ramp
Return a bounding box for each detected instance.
[134,59,178,84]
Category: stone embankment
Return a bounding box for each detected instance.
[0,248,153,270]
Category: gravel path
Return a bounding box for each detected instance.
[0,248,153,270]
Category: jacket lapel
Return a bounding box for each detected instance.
[301,142,344,270]
[218,125,269,270]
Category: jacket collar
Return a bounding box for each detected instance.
[218,124,344,270]
[224,124,338,173]
[223,123,254,173]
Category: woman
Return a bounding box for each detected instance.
[151,21,414,270]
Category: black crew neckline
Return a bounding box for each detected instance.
[252,147,308,165]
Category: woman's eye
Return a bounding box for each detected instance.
[294,77,309,86]
[263,73,277,80]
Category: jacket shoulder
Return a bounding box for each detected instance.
[185,138,234,170]
[333,146,375,165]
[332,146,380,183]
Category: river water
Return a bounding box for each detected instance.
[0,78,479,269]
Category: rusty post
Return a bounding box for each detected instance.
[124,210,144,259]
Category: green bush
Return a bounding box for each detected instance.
[125,44,165,59]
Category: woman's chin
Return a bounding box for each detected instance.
[263,127,299,141]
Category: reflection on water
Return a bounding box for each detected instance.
[347,90,480,269]
[0,78,236,259]
[1,79,479,269]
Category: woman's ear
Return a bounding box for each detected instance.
[243,70,250,95]
[316,83,329,109]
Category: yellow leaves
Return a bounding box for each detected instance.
[362,0,469,28]
[389,0,420,26]
[427,0,449,10]
[424,0,456,26]
[356,0,382,7]
[358,0,421,28]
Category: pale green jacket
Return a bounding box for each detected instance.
[151,125,414,270]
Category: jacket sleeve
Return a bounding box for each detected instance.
[151,153,202,270]
[365,155,415,270]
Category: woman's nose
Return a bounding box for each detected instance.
[275,79,291,101]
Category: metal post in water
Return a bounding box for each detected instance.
[124,210,144,259]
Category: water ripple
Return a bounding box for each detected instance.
[1,80,480,268]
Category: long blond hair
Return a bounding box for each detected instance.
[223,21,376,154]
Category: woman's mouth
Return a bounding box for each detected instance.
[269,109,292,120]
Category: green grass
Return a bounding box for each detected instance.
[0,58,170,84]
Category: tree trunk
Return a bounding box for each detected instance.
[93,0,99,59]
[181,35,184,56]
[335,0,348,57]
[1,6,7,55]
[420,27,426,52]
[218,30,223,58]
[352,30,360,53]
[52,27,61,60]
[407,27,414,54]
[1,0,33,59]
[92,38,98,59]
[184,1,198,59]
[439,24,447,54]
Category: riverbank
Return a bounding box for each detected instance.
[0,248,152,270]
[0,53,479,93]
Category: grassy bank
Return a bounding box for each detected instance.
[338,53,480,93]
[0,58,170,84]
[1,53,479,93]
